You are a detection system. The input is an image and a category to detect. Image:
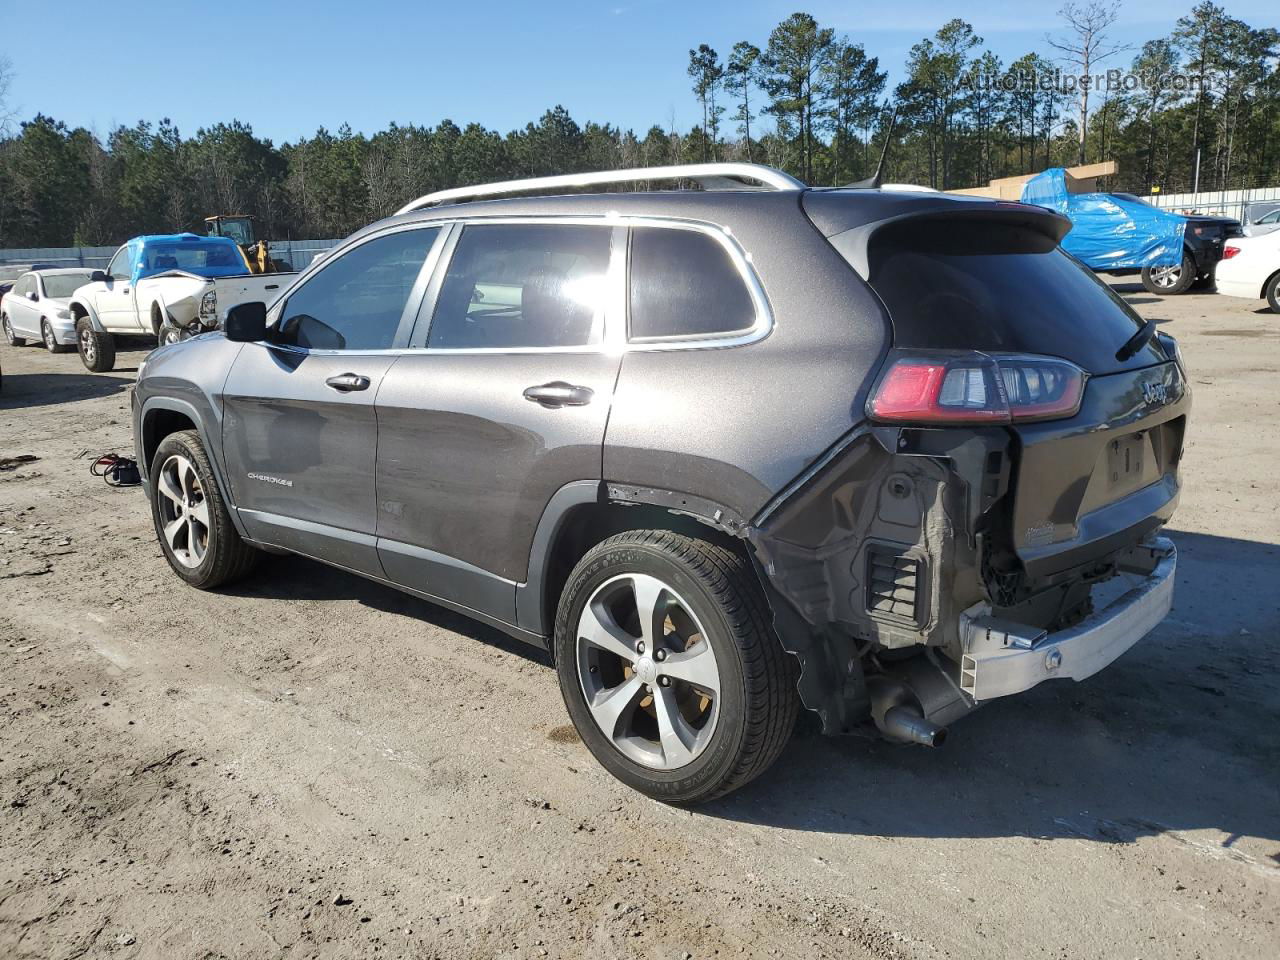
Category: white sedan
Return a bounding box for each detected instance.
[2,268,99,352]
[1215,233,1280,313]
[1243,207,1280,238]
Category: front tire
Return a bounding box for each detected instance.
[41,320,70,353]
[1141,251,1197,295]
[158,324,185,347]
[76,318,116,372]
[3,314,27,346]
[553,530,798,804]
[150,430,258,589]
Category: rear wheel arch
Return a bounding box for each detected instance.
[520,482,754,648]
[1262,269,1280,308]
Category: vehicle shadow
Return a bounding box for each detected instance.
[704,529,1280,854]
[220,528,1279,854]
[1108,281,1147,294]
[221,553,551,667]
[0,372,131,408]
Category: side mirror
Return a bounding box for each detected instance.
[90,270,108,283]
[25,291,37,301]
[224,301,268,342]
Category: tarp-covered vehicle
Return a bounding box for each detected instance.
[1021,169,1241,295]
[68,234,296,372]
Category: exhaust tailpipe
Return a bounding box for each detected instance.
[880,705,948,747]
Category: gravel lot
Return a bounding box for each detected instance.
[1,280,1277,960]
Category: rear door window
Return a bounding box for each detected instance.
[275,227,440,351]
[423,223,612,349]
[863,219,1167,374]
[628,227,756,341]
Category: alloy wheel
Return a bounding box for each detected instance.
[79,326,96,364]
[155,454,211,568]
[43,323,56,350]
[576,573,721,770]
[3,316,13,345]
[1150,265,1181,288]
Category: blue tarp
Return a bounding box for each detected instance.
[124,233,250,285]
[1020,169,1185,270]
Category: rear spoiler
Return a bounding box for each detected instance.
[803,192,1071,279]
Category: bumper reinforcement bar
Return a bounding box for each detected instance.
[958,537,1176,702]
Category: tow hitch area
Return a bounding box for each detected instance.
[958,536,1176,701]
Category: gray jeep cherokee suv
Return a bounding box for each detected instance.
[132,163,1186,804]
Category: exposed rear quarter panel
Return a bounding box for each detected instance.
[604,203,890,522]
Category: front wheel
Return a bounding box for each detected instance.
[553,530,798,804]
[42,320,70,353]
[157,324,186,347]
[1141,251,1197,295]
[150,430,258,589]
[3,314,27,346]
[75,318,116,372]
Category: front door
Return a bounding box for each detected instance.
[374,222,622,622]
[220,224,443,576]
[94,245,140,331]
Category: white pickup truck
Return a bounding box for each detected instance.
[68,233,295,372]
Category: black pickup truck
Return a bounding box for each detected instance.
[1108,195,1244,295]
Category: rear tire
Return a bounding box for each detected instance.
[553,530,798,804]
[149,430,258,589]
[1266,272,1280,314]
[3,314,27,346]
[41,320,70,353]
[76,317,116,372]
[1141,251,1197,295]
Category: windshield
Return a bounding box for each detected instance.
[41,272,96,298]
[212,220,254,246]
[143,242,245,277]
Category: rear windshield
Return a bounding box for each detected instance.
[140,242,245,278]
[863,220,1168,374]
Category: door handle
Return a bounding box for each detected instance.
[325,372,371,392]
[523,381,594,408]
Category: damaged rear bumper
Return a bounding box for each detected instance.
[958,536,1175,702]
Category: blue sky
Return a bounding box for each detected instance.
[4,0,1277,144]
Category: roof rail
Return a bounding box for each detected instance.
[394,163,805,215]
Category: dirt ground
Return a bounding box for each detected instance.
[1,280,1277,960]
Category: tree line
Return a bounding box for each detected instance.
[0,1,1276,248]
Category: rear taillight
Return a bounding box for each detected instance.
[868,351,1086,426]
[1222,245,1240,259]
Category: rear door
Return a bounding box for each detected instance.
[7,274,38,337]
[221,224,443,576]
[373,221,622,622]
